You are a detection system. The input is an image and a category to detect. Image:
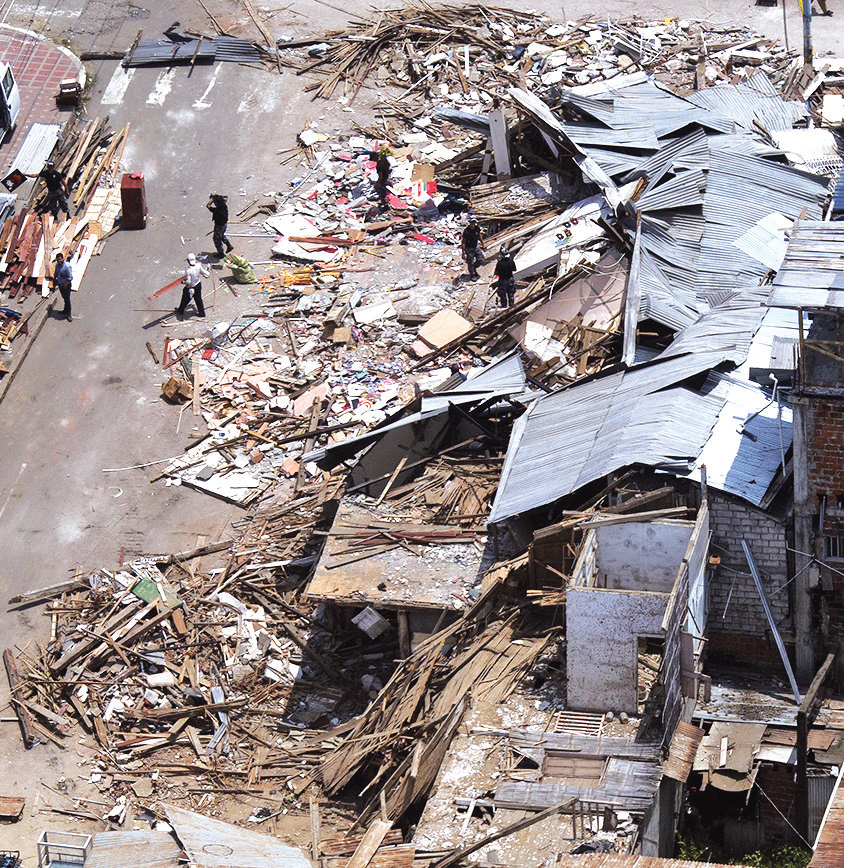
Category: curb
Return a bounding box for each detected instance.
[0,296,54,406]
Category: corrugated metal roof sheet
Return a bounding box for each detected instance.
[685,371,792,506]
[833,164,844,212]
[488,352,730,523]
[86,831,182,868]
[769,220,844,310]
[634,168,706,212]
[635,244,705,330]
[124,35,261,66]
[811,766,844,865]
[663,721,705,783]
[561,121,660,150]
[656,285,771,364]
[165,804,311,868]
[582,146,647,177]
[686,70,806,132]
[622,128,708,186]
[9,121,63,174]
[509,87,624,208]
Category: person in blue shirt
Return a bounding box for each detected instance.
[52,252,73,321]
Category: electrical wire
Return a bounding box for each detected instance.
[753,779,813,850]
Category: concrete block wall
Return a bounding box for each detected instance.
[708,491,790,662]
[567,586,668,714]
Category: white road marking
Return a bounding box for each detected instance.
[146,68,177,106]
[193,63,222,110]
[101,66,135,105]
[0,462,26,522]
[236,78,282,114]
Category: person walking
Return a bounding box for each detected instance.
[206,193,234,258]
[176,253,210,318]
[26,160,71,221]
[461,215,484,280]
[52,251,73,321]
[492,248,517,307]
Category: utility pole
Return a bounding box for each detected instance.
[803,0,813,65]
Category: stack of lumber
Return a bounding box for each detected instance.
[0,117,129,301]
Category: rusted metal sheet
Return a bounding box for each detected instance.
[662,721,704,783]
[86,831,181,868]
[550,857,752,868]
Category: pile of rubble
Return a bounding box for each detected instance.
[11,4,844,864]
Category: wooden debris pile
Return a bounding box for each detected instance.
[278,587,556,827]
[4,541,358,771]
[290,4,788,107]
[371,454,502,526]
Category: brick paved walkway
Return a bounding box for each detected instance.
[0,26,84,168]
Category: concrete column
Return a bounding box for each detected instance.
[791,395,816,683]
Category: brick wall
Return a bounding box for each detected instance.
[757,763,798,844]
[708,492,790,660]
[806,400,844,509]
[805,399,844,640]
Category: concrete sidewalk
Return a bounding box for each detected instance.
[0,28,83,403]
[0,25,85,166]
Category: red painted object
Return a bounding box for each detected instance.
[120,172,147,229]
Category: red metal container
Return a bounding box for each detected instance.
[120,172,146,229]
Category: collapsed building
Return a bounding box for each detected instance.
[10,8,844,867]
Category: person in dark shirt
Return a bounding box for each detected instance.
[370,150,391,207]
[51,251,73,321]
[461,216,484,280]
[206,193,234,257]
[26,160,70,221]
[492,248,516,307]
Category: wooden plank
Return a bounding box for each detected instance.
[320,831,404,857]
[431,799,577,868]
[328,846,415,868]
[310,797,321,861]
[345,820,392,868]
[8,576,86,605]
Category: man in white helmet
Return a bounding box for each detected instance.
[176,253,210,318]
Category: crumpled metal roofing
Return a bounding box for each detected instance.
[694,147,827,302]
[561,121,660,150]
[583,146,647,177]
[686,71,807,132]
[684,371,791,506]
[636,244,706,330]
[634,168,706,211]
[622,128,709,186]
[124,35,261,66]
[768,220,844,309]
[509,87,624,208]
[488,351,730,524]
[655,285,771,364]
[304,351,527,466]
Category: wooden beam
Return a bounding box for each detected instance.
[431,799,577,868]
[8,576,85,605]
[3,649,36,748]
[346,819,392,868]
